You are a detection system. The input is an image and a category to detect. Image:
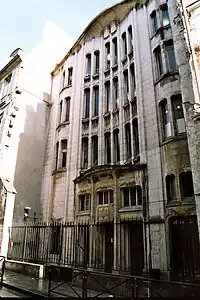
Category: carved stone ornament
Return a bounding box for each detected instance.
[98,206,109,222]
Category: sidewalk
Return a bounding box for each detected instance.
[3,270,110,298]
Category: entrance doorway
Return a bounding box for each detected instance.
[129,222,144,275]
[170,216,200,282]
[104,223,114,273]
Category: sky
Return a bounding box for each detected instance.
[0,0,117,69]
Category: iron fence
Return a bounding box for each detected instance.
[9,220,145,275]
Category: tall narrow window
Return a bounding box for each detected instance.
[81,137,89,169]
[86,53,91,76]
[123,70,129,103]
[113,77,119,109]
[93,86,99,117]
[67,67,73,86]
[84,89,90,118]
[179,171,194,199]
[59,100,63,124]
[113,129,120,163]
[132,118,139,157]
[105,132,111,164]
[55,141,59,170]
[62,71,65,88]
[94,50,100,74]
[122,32,127,57]
[105,42,110,69]
[112,38,118,65]
[151,11,158,34]
[105,81,110,113]
[79,194,90,211]
[154,46,163,77]
[171,94,185,134]
[0,113,3,124]
[165,40,176,71]
[61,139,67,168]
[160,99,171,139]
[92,136,98,166]
[130,63,136,89]
[125,123,132,159]
[64,97,70,122]
[166,174,176,201]
[128,26,133,53]
[162,5,170,27]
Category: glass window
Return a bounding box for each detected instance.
[125,123,132,159]
[86,54,91,75]
[179,172,194,198]
[105,81,110,113]
[166,174,176,201]
[94,51,100,74]
[171,94,185,134]
[93,86,99,117]
[155,47,163,77]
[166,40,176,71]
[79,194,91,211]
[151,11,158,33]
[113,129,120,163]
[105,132,111,164]
[122,32,127,57]
[84,89,90,118]
[160,99,171,138]
[64,97,70,122]
[67,67,73,86]
[81,137,88,169]
[92,136,98,166]
[61,139,67,168]
[162,6,170,27]
[113,38,118,65]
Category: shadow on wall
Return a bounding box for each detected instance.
[13,100,48,224]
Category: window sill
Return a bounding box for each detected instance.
[52,168,67,175]
[91,116,99,122]
[112,64,118,72]
[112,107,119,115]
[98,203,113,207]
[119,205,142,213]
[154,70,179,85]
[166,197,195,206]
[150,25,171,40]
[160,134,187,146]
[82,117,89,124]
[77,211,90,216]
[123,101,129,109]
[93,73,99,80]
[84,74,91,82]
[104,68,110,76]
[130,96,137,103]
[103,111,111,118]
[56,121,70,130]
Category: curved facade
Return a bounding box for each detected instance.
[41,0,199,280]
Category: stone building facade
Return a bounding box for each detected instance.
[41,0,200,280]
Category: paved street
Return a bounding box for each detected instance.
[0,286,31,298]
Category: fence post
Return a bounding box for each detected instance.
[22,226,28,261]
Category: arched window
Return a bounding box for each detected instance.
[166,174,176,201]
[179,171,194,198]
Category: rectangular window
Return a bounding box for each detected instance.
[64,97,70,122]
[105,132,111,164]
[113,77,119,109]
[122,32,127,57]
[128,26,133,53]
[97,190,113,205]
[93,86,99,117]
[151,11,158,34]
[155,47,163,77]
[112,38,118,65]
[113,129,120,163]
[94,51,100,74]
[105,42,110,69]
[79,194,90,211]
[122,186,142,207]
[132,118,140,157]
[59,100,63,124]
[81,138,89,169]
[172,94,185,134]
[61,139,67,168]
[86,53,91,75]
[55,141,59,169]
[162,5,170,27]
[105,81,110,113]
[84,89,90,118]
[165,40,176,71]
[123,70,129,103]
[160,99,171,139]
[67,67,73,86]
[62,71,65,88]
[125,123,132,159]
[92,136,98,166]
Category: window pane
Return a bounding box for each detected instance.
[104,191,108,204]
[130,187,136,206]
[137,186,142,205]
[62,152,67,167]
[123,188,129,206]
[105,133,111,164]
[110,190,113,203]
[80,195,85,211]
[156,50,163,76]
[180,172,194,198]
[94,87,99,116]
[162,8,169,27]
[172,96,185,134]
[133,119,139,156]
[85,194,90,210]
[105,82,110,112]
[85,90,90,118]
[166,43,176,71]
[86,54,91,75]
[98,192,103,205]
[125,123,132,159]
[166,175,176,201]
[151,12,158,33]
[114,130,120,163]
[65,97,70,122]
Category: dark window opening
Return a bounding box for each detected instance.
[93,86,99,117]
[105,81,110,113]
[113,38,118,65]
[165,40,176,71]
[123,69,129,103]
[79,194,90,211]
[81,137,88,169]
[51,226,61,254]
[166,174,176,201]
[160,99,171,139]
[122,32,127,57]
[128,25,133,52]
[84,89,90,118]
[154,46,163,77]
[67,67,73,86]
[92,135,98,166]
[151,11,158,33]
[132,118,139,157]
[179,171,194,198]
[105,132,111,164]
[61,139,67,168]
[105,42,110,69]
[113,129,120,163]
[55,141,59,170]
[94,50,100,74]
[113,77,119,109]
[171,94,185,134]
[125,123,132,159]
[64,97,70,122]
[86,53,91,75]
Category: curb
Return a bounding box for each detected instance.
[2,282,48,299]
